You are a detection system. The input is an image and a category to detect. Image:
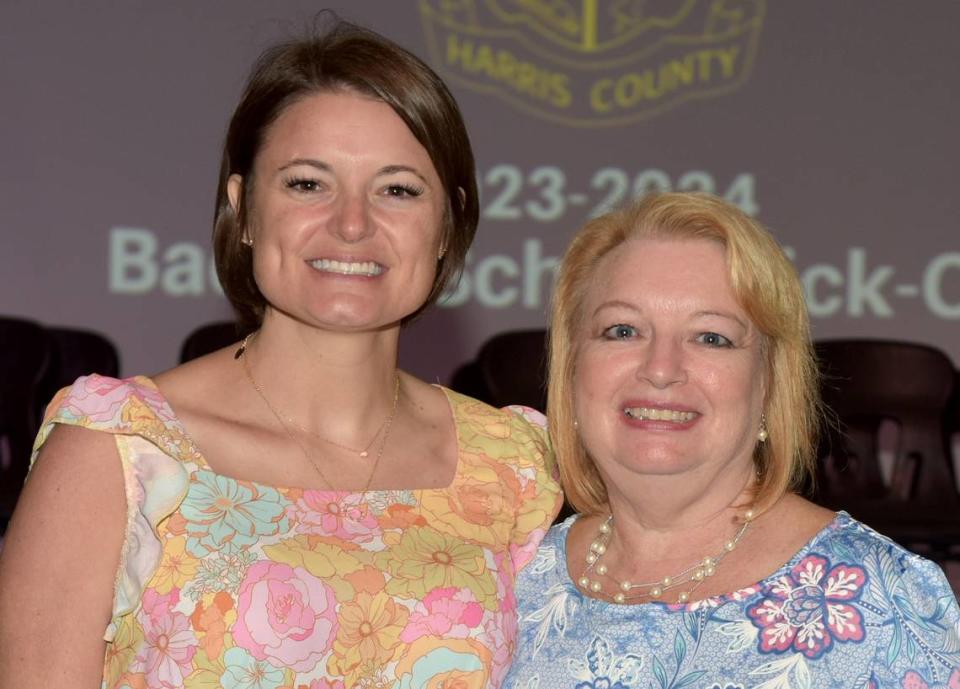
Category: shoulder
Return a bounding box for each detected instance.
[441,387,551,460]
[42,373,174,433]
[518,517,575,589]
[788,512,959,609]
[37,373,200,467]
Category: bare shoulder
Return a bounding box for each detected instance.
[153,345,239,411]
[772,493,837,533]
[750,493,837,565]
[0,424,126,685]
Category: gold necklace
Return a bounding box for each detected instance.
[578,508,755,604]
[237,334,401,491]
[236,334,393,458]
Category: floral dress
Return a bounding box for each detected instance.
[33,374,562,689]
[504,514,960,689]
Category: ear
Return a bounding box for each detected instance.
[457,186,466,209]
[227,174,243,214]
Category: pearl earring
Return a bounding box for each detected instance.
[241,236,253,247]
[757,413,768,443]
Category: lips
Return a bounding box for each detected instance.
[309,258,384,277]
[623,406,697,423]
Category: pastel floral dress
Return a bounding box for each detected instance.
[504,514,960,689]
[32,374,562,689]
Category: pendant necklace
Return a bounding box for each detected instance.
[237,333,401,491]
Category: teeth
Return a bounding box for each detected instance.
[624,407,696,423]
[310,259,384,276]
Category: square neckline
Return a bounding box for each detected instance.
[131,374,466,495]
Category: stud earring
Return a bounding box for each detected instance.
[437,247,446,261]
[573,419,579,429]
[757,413,768,443]
[241,236,253,247]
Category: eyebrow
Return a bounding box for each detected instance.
[591,301,749,330]
[278,158,331,173]
[278,159,429,184]
[591,300,641,318]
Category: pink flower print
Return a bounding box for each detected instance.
[133,594,197,687]
[289,491,378,542]
[233,561,339,672]
[668,585,760,612]
[141,587,180,623]
[510,525,548,572]
[487,552,519,686]
[59,375,162,424]
[400,587,485,642]
[306,681,346,689]
[903,670,960,689]
[748,554,867,659]
[902,671,929,689]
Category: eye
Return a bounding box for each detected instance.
[384,183,424,198]
[696,332,733,348]
[602,324,638,340]
[284,177,322,193]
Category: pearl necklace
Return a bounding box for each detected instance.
[578,508,755,604]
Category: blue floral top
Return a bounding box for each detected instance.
[504,512,960,689]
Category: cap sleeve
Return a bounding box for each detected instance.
[504,405,562,573]
[871,549,960,683]
[32,374,190,641]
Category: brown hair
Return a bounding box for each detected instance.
[548,193,820,515]
[213,19,479,330]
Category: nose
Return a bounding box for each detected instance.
[331,190,373,243]
[635,336,687,389]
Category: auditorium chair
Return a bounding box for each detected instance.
[38,325,120,396]
[179,321,243,363]
[450,329,549,411]
[813,339,959,558]
[0,317,52,530]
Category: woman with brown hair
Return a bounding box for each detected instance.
[0,19,560,688]
[505,193,958,687]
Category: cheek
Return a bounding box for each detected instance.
[573,349,621,415]
[697,357,763,411]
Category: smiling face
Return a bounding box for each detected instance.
[573,237,766,491]
[228,90,446,331]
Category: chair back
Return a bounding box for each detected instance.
[476,329,548,411]
[180,321,242,363]
[0,317,51,526]
[814,339,959,552]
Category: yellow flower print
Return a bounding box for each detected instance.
[152,536,199,594]
[453,401,546,467]
[393,637,491,689]
[329,591,408,683]
[103,615,144,688]
[418,454,517,550]
[376,526,497,609]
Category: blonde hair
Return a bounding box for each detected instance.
[548,192,820,515]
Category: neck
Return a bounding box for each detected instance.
[602,463,757,565]
[240,310,402,437]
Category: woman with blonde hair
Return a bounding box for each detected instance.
[505,193,959,687]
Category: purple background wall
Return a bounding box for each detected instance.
[2,1,958,382]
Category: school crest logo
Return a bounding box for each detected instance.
[420,0,766,127]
